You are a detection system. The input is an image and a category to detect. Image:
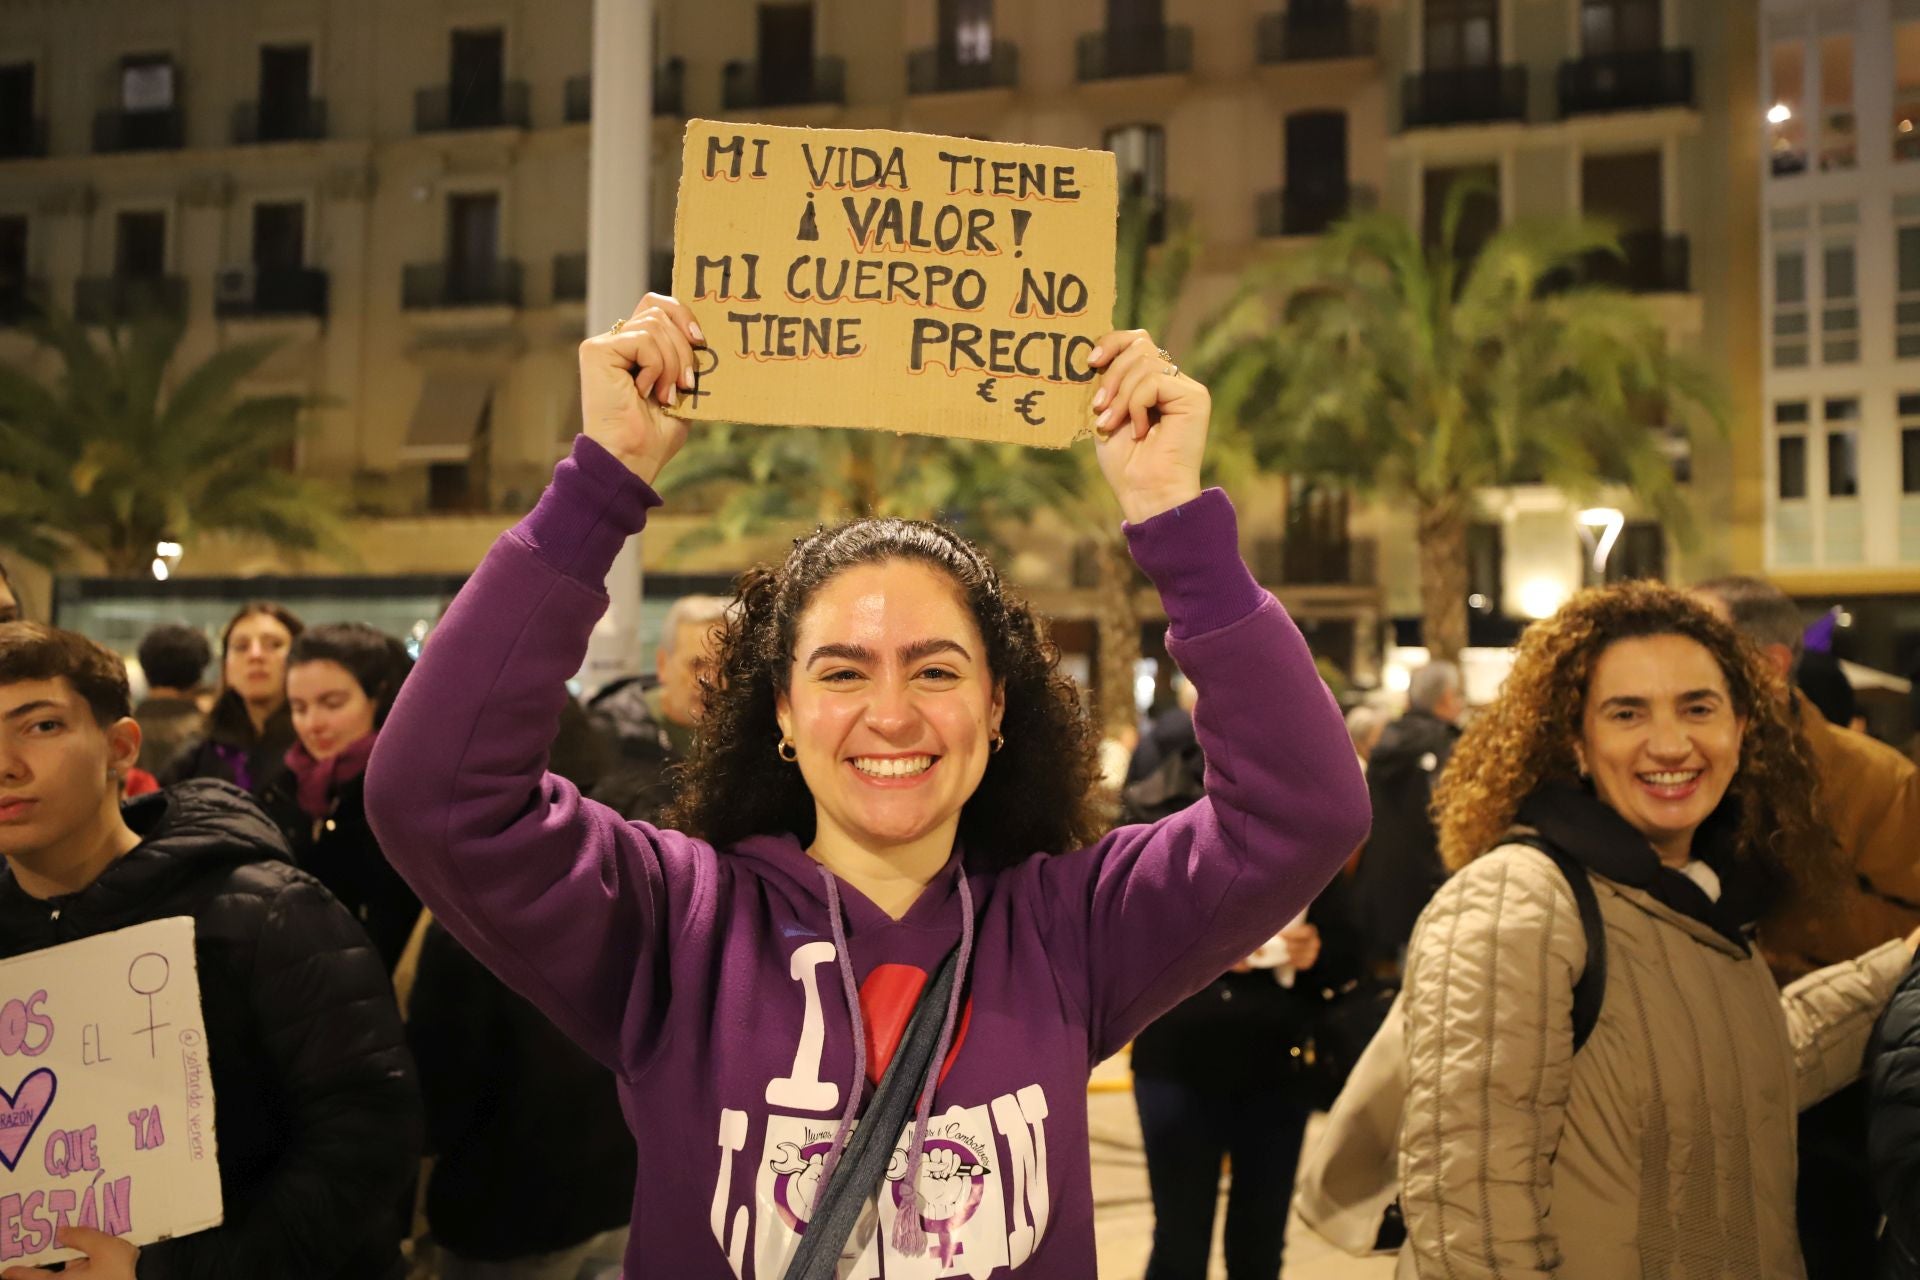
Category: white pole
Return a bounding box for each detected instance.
[580,0,655,692]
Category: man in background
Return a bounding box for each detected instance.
[134,622,211,774]
[1350,661,1464,974]
[587,594,729,818]
[1695,575,1920,1280]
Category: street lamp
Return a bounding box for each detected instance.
[151,540,183,582]
[1576,508,1624,583]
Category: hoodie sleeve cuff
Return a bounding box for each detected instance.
[1123,488,1267,640]
[510,435,663,588]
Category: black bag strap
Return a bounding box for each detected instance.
[781,943,962,1280]
[1507,835,1608,1053]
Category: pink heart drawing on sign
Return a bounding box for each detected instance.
[0,1068,55,1172]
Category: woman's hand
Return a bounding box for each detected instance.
[2,1225,138,1278]
[577,293,704,486]
[1088,329,1209,524]
[1280,921,1322,972]
[1905,923,1920,955]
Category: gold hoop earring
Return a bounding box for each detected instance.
[990,730,1006,754]
[777,735,798,763]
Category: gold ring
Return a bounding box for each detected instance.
[1156,346,1174,363]
[609,317,627,336]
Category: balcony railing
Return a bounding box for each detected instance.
[1077,25,1194,81]
[1401,66,1528,129]
[402,261,524,310]
[1557,49,1693,117]
[907,42,1019,94]
[1257,184,1375,237]
[1576,231,1690,294]
[565,61,687,121]
[414,81,531,133]
[722,57,846,110]
[553,252,587,303]
[93,107,184,153]
[74,276,188,324]
[214,266,329,318]
[0,119,47,159]
[1256,7,1380,63]
[232,98,328,144]
[0,280,47,326]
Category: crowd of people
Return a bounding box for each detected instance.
[2,300,1920,1280]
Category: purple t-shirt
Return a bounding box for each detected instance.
[367,436,1369,1278]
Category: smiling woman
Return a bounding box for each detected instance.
[365,293,1372,1279]
[1381,581,1919,1280]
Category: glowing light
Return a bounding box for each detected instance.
[1768,102,1793,125]
[1518,578,1569,620]
[155,540,182,558]
[1837,609,1855,627]
[1468,593,1490,612]
[1902,119,1915,134]
[1577,507,1625,578]
[150,558,170,581]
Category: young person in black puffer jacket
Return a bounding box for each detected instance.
[1872,951,1920,1278]
[0,621,422,1279]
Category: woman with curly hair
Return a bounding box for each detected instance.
[364,294,1370,1278]
[1397,581,1919,1279]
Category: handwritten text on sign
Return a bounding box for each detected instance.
[672,121,1118,448]
[0,918,220,1267]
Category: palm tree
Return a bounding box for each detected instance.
[0,310,346,576]
[1215,183,1724,663]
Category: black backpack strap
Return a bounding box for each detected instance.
[1507,836,1608,1053]
[781,942,961,1280]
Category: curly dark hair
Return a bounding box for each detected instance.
[1432,580,1834,901]
[665,517,1106,864]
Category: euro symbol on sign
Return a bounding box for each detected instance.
[975,378,997,404]
[1014,390,1046,426]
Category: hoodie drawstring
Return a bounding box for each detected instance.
[810,862,976,1258]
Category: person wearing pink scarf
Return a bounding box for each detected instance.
[261,623,422,972]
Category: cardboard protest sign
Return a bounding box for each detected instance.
[0,917,220,1267]
[672,120,1118,448]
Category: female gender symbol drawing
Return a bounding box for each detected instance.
[128,952,170,1057]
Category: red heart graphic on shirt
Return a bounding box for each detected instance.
[858,964,971,1088]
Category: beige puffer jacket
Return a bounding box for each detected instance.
[1396,841,1910,1280]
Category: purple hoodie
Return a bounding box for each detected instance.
[367,436,1370,1278]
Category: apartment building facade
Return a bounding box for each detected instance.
[0,0,1395,677]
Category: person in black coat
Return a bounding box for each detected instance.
[408,922,637,1277]
[0,621,421,1279]
[1349,660,1464,973]
[163,602,304,795]
[1122,730,1366,1280]
[1871,950,1920,1278]
[259,624,422,971]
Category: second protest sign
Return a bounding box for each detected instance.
[672,120,1118,448]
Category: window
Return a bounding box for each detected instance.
[1773,244,1809,367]
[1108,0,1164,33]
[120,54,175,112]
[1106,123,1167,239]
[1285,112,1348,233]
[1898,225,1920,357]
[1777,400,1809,500]
[0,216,26,291]
[1770,39,1807,176]
[1895,23,1920,159]
[258,44,313,140]
[1825,397,1860,497]
[757,5,815,104]
[1424,0,1498,71]
[1580,0,1659,55]
[939,0,993,63]
[1423,163,1499,261]
[1821,34,1855,171]
[1823,240,1859,363]
[1604,521,1667,583]
[114,211,166,279]
[252,203,304,271]
[1901,394,1920,492]
[1467,522,1503,611]
[449,28,505,126]
[0,63,34,156]
[446,193,500,298]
